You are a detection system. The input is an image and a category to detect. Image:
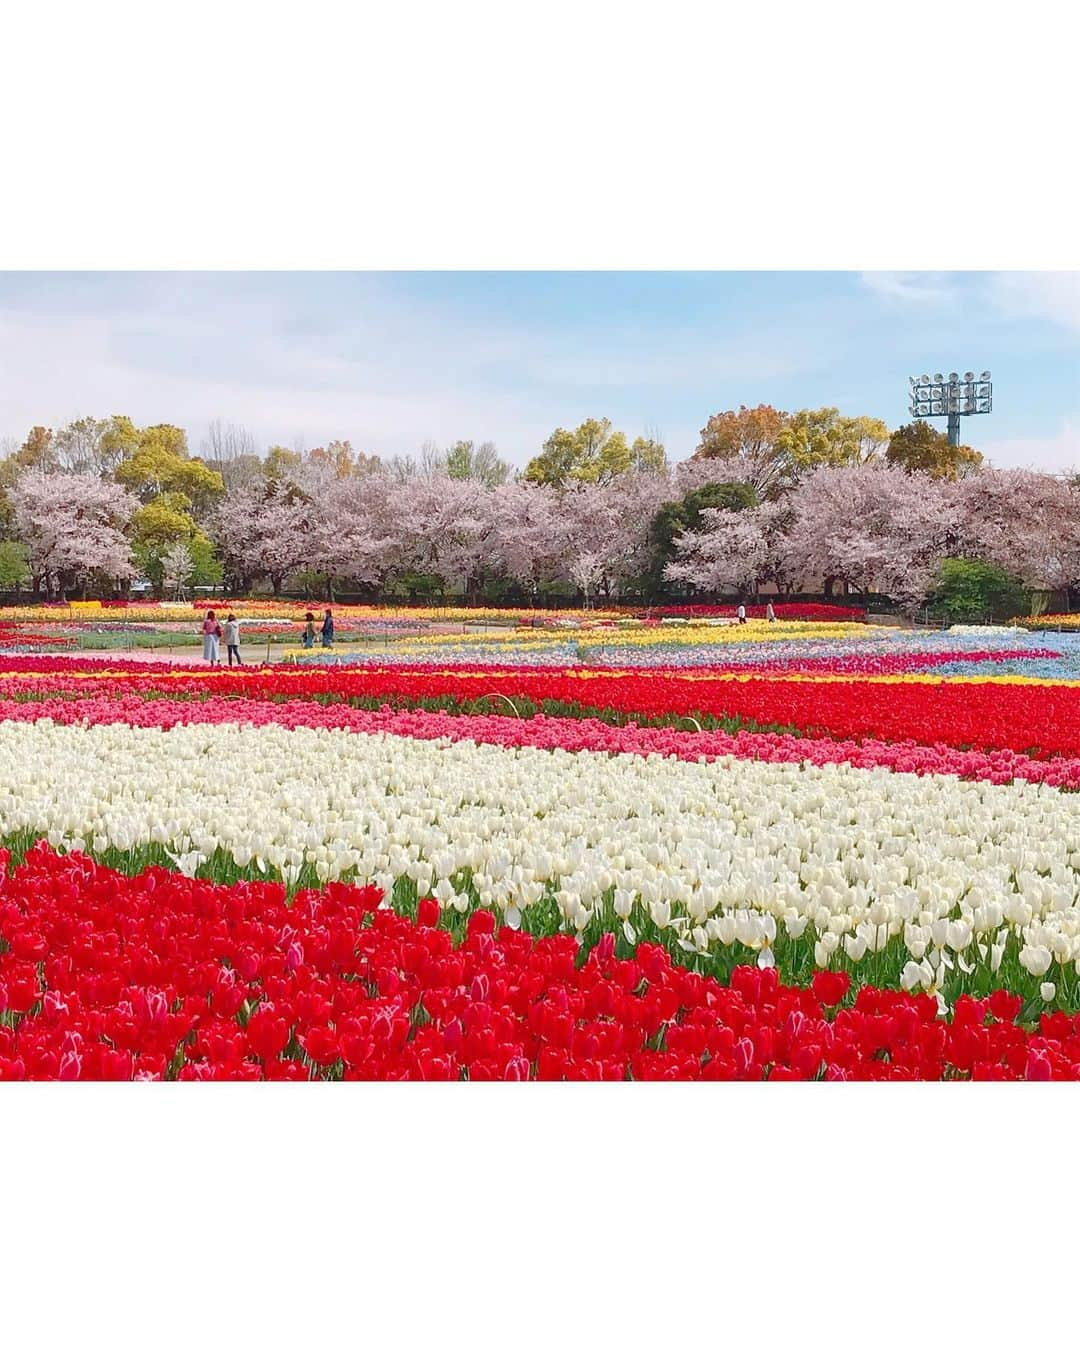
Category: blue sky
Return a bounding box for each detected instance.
[1,271,1078,470]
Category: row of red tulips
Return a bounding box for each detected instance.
[3,691,1079,787]
[643,603,867,621]
[0,844,1074,1080]
[2,657,1078,757]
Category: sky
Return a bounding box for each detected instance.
[0,271,1078,471]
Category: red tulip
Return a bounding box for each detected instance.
[812,970,851,1007]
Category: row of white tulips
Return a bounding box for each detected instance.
[0,718,1077,991]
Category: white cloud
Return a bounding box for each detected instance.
[859,271,955,305]
[981,422,1080,474]
[0,275,826,465]
[985,271,1080,334]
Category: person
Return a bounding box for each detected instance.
[302,612,316,649]
[223,612,242,666]
[201,609,221,665]
[766,601,776,623]
[736,602,747,625]
[321,608,335,648]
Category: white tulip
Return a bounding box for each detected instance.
[0,718,1078,988]
[1019,945,1053,978]
[900,961,924,991]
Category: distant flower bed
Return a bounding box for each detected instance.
[645,603,866,621]
[0,626,74,649]
[1021,614,1080,631]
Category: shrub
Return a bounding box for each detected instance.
[929,559,1028,623]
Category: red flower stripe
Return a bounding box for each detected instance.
[3,657,1080,757]
[0,845,1072,1081]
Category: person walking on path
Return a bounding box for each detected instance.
[201,609,221,665]
[302,612,316,649]
[736,602,747,625]
[321,608,335,648]
[765,601,776,623]
[223,613,242,666]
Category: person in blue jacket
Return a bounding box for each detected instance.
[321,608,335,648]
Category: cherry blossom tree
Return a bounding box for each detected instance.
[161,541,194,599]
[306,467,407,596]
[394,474,496,599]
[954,468,1080,594]
[559,473,673,602]
[666,506,775,596]
[10,472,136,597]
[485,481,570,599]
[668,465,962,611]
[211,480,314,596]
[778,465,962,610]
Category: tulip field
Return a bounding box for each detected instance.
[3,611,1080,1079]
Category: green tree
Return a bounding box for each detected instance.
[129,491,221,594]
[187,531,224,589]
[930,559,1027,622]
[776,408,890,469]
[630,435,666,474]
[116,444,224,510]
[524,427,577,485]
[99,415,141,473]
[138,423,189,458]
[525,418,644,485]
[0,540,30,591]
[646,481,758,599]
[886,422,983,480]
[445,440,511,486]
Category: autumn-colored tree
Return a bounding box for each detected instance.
[306,439,381,478]
[691,404,792,496]
[10,426,57,473]
[264,445,305,482]
[885,421,983,480]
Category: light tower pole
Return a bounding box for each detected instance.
[909,370,993,444]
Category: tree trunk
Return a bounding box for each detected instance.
[271,575,282,597]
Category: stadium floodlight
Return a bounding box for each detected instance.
[907,367,993,444]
